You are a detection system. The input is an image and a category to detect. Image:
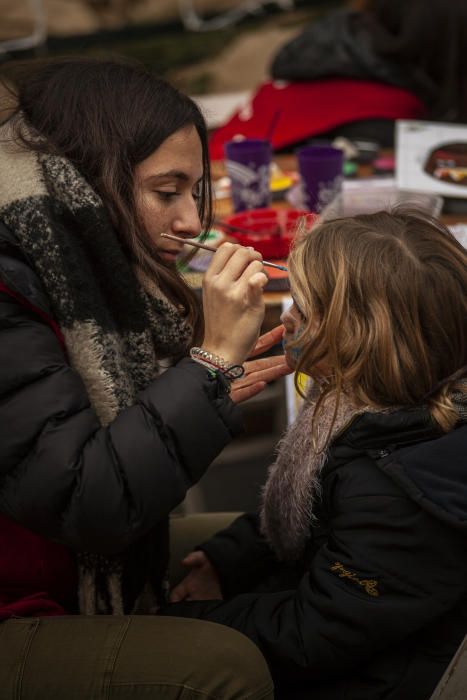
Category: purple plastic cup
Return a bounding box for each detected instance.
[297,145,344,213]
[224,139,272,212]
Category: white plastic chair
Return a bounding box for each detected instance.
[178,0,294,32]
[429,636,467,700]
[0,0,47,56]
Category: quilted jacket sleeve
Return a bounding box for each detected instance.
[0,289,243,554]
[200,513,279,596]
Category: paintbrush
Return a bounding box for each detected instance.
[160,233,288,271]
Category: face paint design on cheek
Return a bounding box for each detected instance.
[282,323,306,361]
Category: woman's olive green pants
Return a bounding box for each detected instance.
[0,514,274,700]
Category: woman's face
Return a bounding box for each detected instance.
[133,125,204,266]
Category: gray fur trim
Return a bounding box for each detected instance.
[261,380,467,562]
[260,385,377,562]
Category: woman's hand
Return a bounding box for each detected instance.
[230,325,293,403]
[202,243,268,366]
[170,551,223,602]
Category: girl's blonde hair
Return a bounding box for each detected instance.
[288,208,467,433]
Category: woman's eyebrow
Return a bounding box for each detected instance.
[144,170,190,184]
[144,172,203,186]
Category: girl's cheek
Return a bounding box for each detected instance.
[282,323,305,360]
[287,346,302,364]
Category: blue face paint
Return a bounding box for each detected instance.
[283,323,305,361]
[288,345,303,362]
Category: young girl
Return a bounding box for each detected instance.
[167,209,467,700]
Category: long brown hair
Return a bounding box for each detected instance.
[288,208,467,434]
[1,56,211,344]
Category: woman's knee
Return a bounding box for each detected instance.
[199,619,273,699]
[0,615,273,700]
[113,616,274,699]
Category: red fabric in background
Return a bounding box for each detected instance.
[209,78,426,161]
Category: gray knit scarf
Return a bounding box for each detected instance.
[261,379,467,562]
[0,119,191,614]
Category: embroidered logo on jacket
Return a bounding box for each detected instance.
[330,561,380,597]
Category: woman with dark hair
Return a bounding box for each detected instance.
[167,209,467,700]
[0,57,282,698]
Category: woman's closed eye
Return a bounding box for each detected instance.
[154,187,201,203]
[154,190,179,202]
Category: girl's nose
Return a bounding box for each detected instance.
[280,310,291,326]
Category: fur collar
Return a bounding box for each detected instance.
[261,381,467,562]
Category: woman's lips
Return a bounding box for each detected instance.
[160,247,183,258]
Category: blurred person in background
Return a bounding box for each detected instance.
[210,0,467,156]
[271,0,467,142]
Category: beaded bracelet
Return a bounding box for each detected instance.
[190,347,245,381]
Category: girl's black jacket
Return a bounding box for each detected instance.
[165,405,467,700]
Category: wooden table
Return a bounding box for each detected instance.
[212,153,467,224]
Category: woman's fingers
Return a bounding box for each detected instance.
[225,248,263,284]
[204,241,239,277]
[243,355,292,378]
[170,580,190,602]
[206,242,261,281]
[231,381,266,404]
[249,325,285,358]
[202,246,268,365]
[240,356,292,385]
[181,551,205,567]
[230,356,292,404]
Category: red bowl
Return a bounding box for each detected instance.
[220,208,314,259]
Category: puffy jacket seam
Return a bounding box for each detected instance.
[212,399,236,436]
[105,427,137,514]
[135,399,189,477]
[177,360,242,438]
[55,422,141,539]
[0,405,98,512]
[339,493,405,501]
[204,385,240,438]
[0,363,71,406]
